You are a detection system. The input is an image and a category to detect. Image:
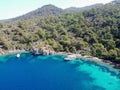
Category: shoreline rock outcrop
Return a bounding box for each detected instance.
[31,43,55,56]
[31,48,55,56]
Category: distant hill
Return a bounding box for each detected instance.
[0,3,104,23]
[65,3,103,12]
[1,4,64,22]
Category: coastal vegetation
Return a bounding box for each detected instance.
[0,0,120,63]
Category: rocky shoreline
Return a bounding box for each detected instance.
[0,49,27,56]
[0,49,120,71]
[56,52,120,70]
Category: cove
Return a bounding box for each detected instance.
[0,53,120,90]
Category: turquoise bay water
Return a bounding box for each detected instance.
[0,53,120,90]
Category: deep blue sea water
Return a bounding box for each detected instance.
[0,53,120,90]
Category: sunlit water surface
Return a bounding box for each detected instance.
[0,53,120,90]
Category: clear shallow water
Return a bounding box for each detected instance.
[0,53,120,90]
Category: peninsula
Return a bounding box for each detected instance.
[0,0,120,68]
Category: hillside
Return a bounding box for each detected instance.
[0,0,120,63]
[65,3,103,12]
[0,4,64,22]
[0,4,104,23]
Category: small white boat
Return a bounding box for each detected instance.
[16,54,20,58]
[64,57,73,61]
[64,55,76,61]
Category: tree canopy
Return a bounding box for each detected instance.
[0,0,120,63]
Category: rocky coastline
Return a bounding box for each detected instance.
[30,48,55,56]
[0,49,27,56]
[55,52,120,70]
[0,48,120,70]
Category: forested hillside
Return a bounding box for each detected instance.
[0,0,120,63]
[65,3,103,12]
[0,3,103,23]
